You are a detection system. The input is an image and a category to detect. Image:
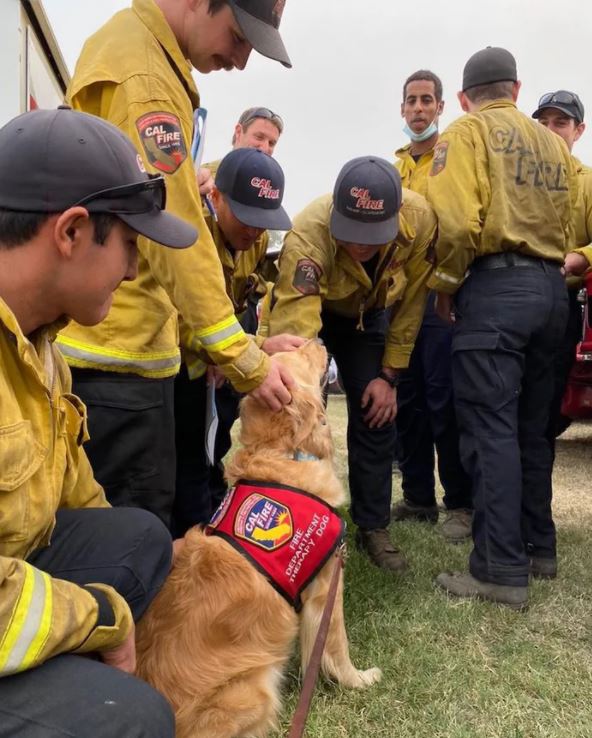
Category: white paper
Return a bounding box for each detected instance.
[205,380,218,467]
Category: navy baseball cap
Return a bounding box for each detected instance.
[0,107,197,248]
[330,157,402,245]
[229,0,291,68]
[532,90,585,124]
[215,148,292,231]
[462,47,517,91]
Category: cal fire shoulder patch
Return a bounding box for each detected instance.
[293,258,322,295]
[430,141,449,177]
[136,111,187,174]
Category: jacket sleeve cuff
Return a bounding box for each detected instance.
[427,271,464,294]
[382,345,412,370]
[221,344,271,393]
[251,334,267,349]
[73,584,133,654]
[574,245,592,266]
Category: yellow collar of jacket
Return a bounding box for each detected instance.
[70,0,199,109]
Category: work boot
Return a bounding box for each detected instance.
[529,556,557,580]
[391,499,439,524]
[435,571,528,611]
[355,528,408,573]
[440,508,473,543]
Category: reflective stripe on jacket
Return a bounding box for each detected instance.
[268,190,436,369]
[0,300,132,676]
[426,100,579,294]
[56,0,268,391]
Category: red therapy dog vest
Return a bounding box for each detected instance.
[207,480,345,611]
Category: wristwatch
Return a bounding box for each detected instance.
[378,370,400,388]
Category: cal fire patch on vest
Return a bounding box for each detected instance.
[136,112,187,174]
[293,258,322,295]
[235,494,293,551]
[430,141,449,176]
[207,481,344,610]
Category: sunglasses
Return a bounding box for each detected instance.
[238,107,284,133]
[74,173,166,213]
[538,91,584,120]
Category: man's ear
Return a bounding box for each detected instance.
[233,123,243,146]
[457,90,470,113]
[53,207,92,259]
[210,186,222,210]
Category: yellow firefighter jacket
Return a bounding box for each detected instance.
[0,300,132,677]
[182,215,269,378]
[268,190,436,369]
[573,158,592,266]
[56,0,268,392]
[394,144,434,197]
[426,100,579,294]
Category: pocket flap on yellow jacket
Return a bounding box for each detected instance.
[0,421,46,491]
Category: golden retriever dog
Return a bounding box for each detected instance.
[136,341,381,738]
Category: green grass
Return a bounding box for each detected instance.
[248,397,592,737]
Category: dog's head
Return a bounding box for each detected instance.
[238,340,332,458]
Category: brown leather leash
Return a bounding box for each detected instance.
[287,549,344,738]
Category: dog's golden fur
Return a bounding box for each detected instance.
[136,341,381,738]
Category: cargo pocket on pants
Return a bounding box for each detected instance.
[452,331,514,411]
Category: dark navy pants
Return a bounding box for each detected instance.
[71,370,177,529]
[172,367,239,535]
[0,508,174,737]
[320,308,397,530]
[396,293,472,509]
[452,259,568,587]
[172,302,258,536]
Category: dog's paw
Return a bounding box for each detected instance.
[340,666,382,689]
[357,666,382,687]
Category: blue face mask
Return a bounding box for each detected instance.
[403,120,439,143]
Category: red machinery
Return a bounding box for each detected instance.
[561,271,592,420]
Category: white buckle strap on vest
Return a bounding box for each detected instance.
[293,450,320,462]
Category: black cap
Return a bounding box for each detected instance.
[0,107,197,249]
[330,157,401,246]
[532,90,585,124]
[215,148,292,231]
[228,0,291,68]
[462,47,517,91]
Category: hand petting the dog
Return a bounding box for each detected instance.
[249,357,295,411]
[101,623,137,674]
[261,333,306,355]
[362,377,397,429]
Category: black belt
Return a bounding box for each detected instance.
[470,253,561,272]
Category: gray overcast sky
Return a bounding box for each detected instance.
[45,0,592,217]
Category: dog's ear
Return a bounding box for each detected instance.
[298,340,328,375]
[287,385,332,458]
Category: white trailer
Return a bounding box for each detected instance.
[0,0,70,126]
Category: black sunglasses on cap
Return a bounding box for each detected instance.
[537,91,584,121]
[238,107,284,133]
[73,173,166,214]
